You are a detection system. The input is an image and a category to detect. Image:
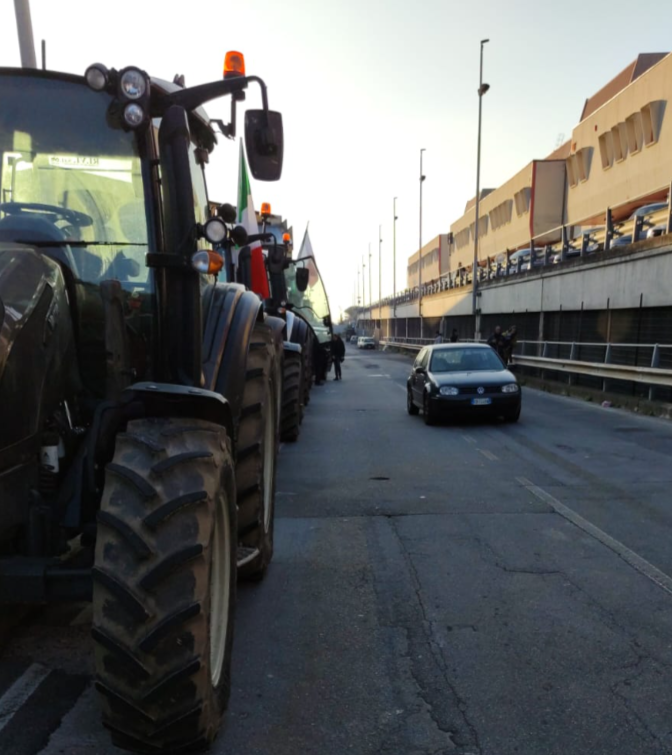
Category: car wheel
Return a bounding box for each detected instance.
[423,393,436,426]
[407,388,419,416]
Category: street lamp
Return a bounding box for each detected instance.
[378,225,382,323]
[362,255,366,309]
[368,242,372,322]
[393,197,398,322]
[419,148,426,330]
[472,38,490,339]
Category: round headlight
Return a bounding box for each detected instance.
[203,217,227,244]
[123,103,146,128]
[85,64,109,91]
[502,383,519,393]
[120,69,147,100]
[439,386,459,396]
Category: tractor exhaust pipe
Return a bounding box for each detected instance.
[14,0,37,68]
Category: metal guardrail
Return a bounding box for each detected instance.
[380,338,672,394]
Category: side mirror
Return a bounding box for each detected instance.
[244,110,284,181]
[323,315,332,328]
[267,242,284,275]
[415,366,426,374]
[296,267,309,292]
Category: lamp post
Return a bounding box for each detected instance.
[393,197,398,323]
[472,38,490,339]
[13,0,37,68]
[362,255,366,309]
[419,148,426,333]
[368,242,372,322]
[378,225,382,324]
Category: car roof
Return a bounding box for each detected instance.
[428,343,490,351]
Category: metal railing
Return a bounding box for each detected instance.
[380,338,672,397]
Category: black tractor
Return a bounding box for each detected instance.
[0,58,283,752]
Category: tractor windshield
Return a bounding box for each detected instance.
[285,256,332,343]
[0,72,150,289]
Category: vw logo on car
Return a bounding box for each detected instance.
[477,386,485,394]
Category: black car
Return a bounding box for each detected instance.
[407,343,521,425]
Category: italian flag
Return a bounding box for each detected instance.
[236,141,269,298]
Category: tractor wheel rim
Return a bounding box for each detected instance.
[263,382,275,532]
[210,488,231,687]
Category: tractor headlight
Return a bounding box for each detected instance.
[120,68,147,100]
[203,217,227,244]
[123,103,146,128]
[502,383,519,393]
[85,63,109,92]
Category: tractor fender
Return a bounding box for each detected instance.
[204,284,265,427]
[121,382,235,448]
[264,314,286,354]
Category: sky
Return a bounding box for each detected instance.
[2,0,672,319]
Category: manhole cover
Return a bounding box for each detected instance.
[370,476,390,481]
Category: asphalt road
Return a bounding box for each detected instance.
[3,346,672,755]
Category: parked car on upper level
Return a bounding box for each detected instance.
[406,344,521,425]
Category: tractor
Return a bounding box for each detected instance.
[0,54,283,753]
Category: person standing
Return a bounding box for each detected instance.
[332,334,345,380]
[433,331,443,344]
[487,325,506,360]
[450,328,459,343]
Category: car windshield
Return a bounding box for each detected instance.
[285,255,332,343]
[0,74,149,289]
[430,347,505,372]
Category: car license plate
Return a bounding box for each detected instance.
[471,398,492,406]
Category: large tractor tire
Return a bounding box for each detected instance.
[92,417,237,754]
[280,350,303,442]
[236,322,279,580]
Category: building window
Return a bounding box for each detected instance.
[576,148,590,182]
[599,132,613,169]
[514,187,531,213]
[626,112,644,154]
[641,101,662,147]
[566,156,577,188]
[490,199,513,230]
[455,227,471,249]
[612,123,627,162]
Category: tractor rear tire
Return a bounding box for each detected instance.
[280,350,302,442]
[92,417,237,754]
[236,322,278,580]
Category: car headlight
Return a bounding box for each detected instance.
[502,384,519,393]
[439,386,459,396]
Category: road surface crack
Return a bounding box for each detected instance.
[387,518,482,754]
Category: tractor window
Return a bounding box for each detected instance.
[0,74,151,291]
[285,256,332,343]
[188,146,210,252]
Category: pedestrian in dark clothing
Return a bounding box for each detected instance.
[501,325,518,364]
[450,328,459,343]
[487,325,506,360]
[332,334,345,380]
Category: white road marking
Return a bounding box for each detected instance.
[478,449,499,461]
[463,435,477,444]
[517,476,672,597]
[0,663,51,733]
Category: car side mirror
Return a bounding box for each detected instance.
[244,110,284,181]
[296,267,309,292]
[415,366,426,374]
